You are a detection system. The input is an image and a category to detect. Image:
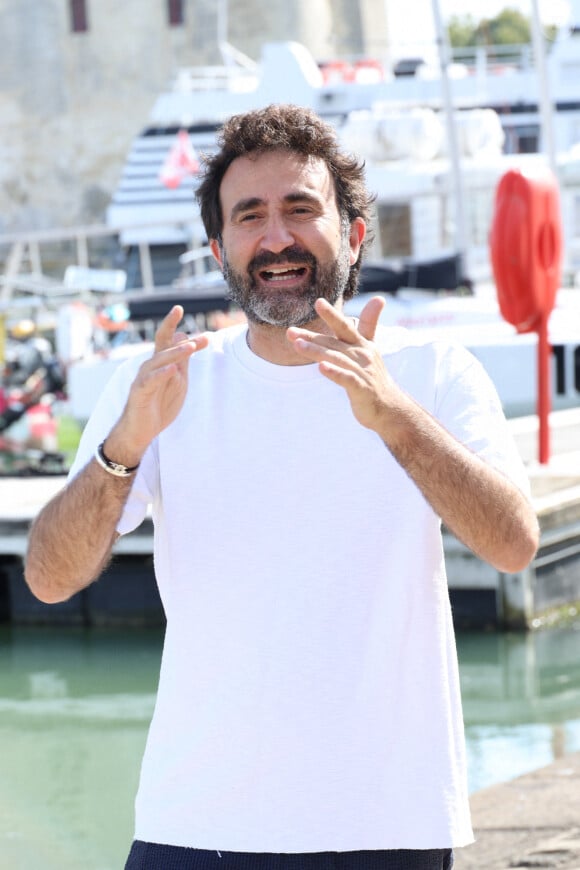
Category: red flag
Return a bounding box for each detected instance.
[159,130,200,189]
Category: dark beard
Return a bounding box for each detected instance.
[221,240,352,328]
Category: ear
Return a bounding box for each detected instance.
[209,238,224,269]
[348,218,366,265]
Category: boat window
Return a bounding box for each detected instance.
[504,124,540,155]
[377,203,412,257]
[168,0,184,26]
[69,0,88,33]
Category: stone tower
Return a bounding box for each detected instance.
[0,0,390,231]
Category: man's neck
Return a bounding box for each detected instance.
[245,315,330,366]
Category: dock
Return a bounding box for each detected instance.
[456,750,580,869]
[2,408,580,628]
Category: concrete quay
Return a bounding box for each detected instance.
[456,751,580,870]
[2,408,580,628]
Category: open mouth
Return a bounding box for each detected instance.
[259,266,308,283]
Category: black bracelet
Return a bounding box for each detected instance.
[95,441,140,478]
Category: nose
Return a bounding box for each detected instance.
[258,215,295,254]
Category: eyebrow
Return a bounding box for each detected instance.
[229,190,323,221]
[230,197,263,221]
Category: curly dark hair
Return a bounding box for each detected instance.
[195,103,375,299]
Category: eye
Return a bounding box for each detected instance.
[290,205,315,217]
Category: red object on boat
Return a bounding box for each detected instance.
[489,166,563,464]
[159,130,200,189]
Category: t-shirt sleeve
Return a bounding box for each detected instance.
[67,354,157,535]
[433,343,530,497]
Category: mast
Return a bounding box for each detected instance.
[430,0,468,281]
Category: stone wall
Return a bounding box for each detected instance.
[0,0,390,233]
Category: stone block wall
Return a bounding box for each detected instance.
[0,0,389,232]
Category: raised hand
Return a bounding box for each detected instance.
[287,296,401,434]
[109,306,209,462]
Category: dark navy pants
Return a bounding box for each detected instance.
[125,844,454,870]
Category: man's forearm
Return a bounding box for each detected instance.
[24,458,135,603]
[381,397,539,573]
[24,307,208,605]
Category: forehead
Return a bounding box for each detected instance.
[219,149,337,214]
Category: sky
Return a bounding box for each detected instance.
[386,0,575,61]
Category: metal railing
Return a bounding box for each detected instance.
[0,221,208,312]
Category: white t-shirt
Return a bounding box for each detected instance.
[71,323,529,853]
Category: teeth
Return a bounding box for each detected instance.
[263,267,302,280]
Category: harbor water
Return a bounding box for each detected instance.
[1,624,580,870]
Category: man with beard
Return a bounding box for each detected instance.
[25,104,538,870]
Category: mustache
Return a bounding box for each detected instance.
[249,246,317,272]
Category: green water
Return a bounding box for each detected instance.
[0,628,160,870]
[1,625,580,870]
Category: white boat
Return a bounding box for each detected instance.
[105,10,580,279]
[6,11,580,425]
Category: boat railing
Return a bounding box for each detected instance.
[451,42,537,74]
[0,221,217,314]
[172,43,259,94]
